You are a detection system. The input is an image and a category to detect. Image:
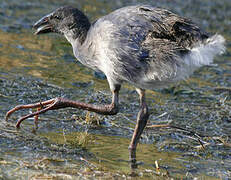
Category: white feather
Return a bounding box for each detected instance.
[138,34,226,89]
[175,34,226,81]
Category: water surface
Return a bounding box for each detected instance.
[0,0,230,179]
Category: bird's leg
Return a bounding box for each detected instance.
[5,85,120,128]
[129,89,149,168]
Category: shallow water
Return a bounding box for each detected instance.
[0,0,231,179]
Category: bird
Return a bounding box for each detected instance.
[6,4,225,165]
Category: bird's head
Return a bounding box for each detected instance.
[33,6,90,42]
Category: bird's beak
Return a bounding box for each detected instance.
[33,14,53,35]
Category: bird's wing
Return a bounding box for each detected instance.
[104,4,208,50]
[93,5,208,82]
[135,5,208,47]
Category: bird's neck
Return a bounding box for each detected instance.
[69,23,100,70]
[64,20,91,46]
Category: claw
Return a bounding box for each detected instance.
[16,99,58,128]
[5,99,57,128]
[34,102,45,129]
[34,107,42,129]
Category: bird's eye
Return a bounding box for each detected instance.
[53,15,61,20]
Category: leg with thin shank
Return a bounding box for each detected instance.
[5,85,121,128]
[129,88,149,168]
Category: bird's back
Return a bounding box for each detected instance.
[104,5,208,46]
[83,5,225,89]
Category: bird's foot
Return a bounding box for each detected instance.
[5,96,119,129]
[5,98,62,128]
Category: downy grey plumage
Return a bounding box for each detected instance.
[38,5,225,91]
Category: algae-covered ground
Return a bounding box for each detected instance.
[0,0,230,179]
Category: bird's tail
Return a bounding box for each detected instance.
[185,34,226,68]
